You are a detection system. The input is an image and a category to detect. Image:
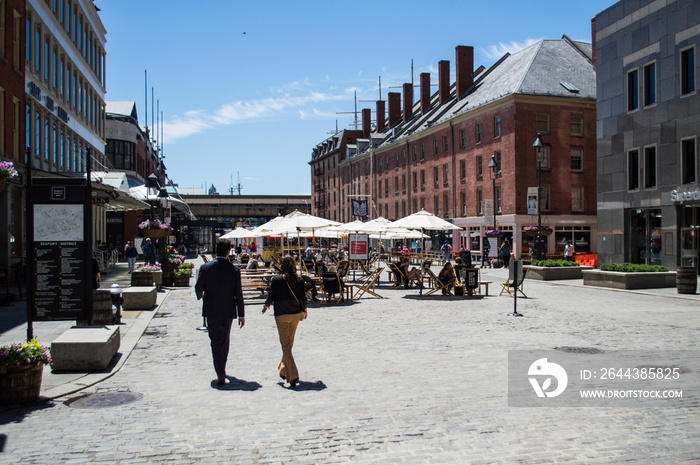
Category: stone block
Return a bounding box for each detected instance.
[51,326,120,371]
[122,286,157,310]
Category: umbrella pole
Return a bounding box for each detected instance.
[420,228,424,296]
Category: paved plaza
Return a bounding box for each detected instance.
[1,258,699,464]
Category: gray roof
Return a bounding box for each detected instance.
[106,100,138,119]
[368,37,595,153]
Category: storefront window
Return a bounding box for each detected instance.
[555,226,591,254]
[627,208,662,265]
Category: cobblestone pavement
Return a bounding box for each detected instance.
[1,263,700,464]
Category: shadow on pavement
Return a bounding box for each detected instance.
[211,376,262,391]
[283,380,327,391]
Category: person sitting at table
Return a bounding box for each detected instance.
[437,261,456,295]
[246,253,259,270]
[397,257,412,288]
[453,257,466,284]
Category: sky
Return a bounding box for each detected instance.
[98,0,615,196]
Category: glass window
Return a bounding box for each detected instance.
[394,175,398,194]
[434,138,438,156]
[540,185,551,212]
[627,208,662,265]
[460,191,466,216]
[476,123,482,143]
[570,116,583,136]
[460,159,466,180]
[412,172,417,192]
[627,69,639,111]
[378,180,382,198]
[643,62,656,105]
[476,155,482,177]
[420,143,424,160]
[682,138,696,184]
[12,12,20,70]
[443,163,448,185]
[459,129,465,147]
[443,194,449,217]
[628,149,640,190]
[433,166,439,187]
[412,145,417,162]
[681,47,695,95]
[420,170,425,189]
[434,196,439,216]
[644,146,656,188]
[442,135,448,152]
[571,147,583,171]
[572,185,584,212]
[476,189,483,216]
[539,145,551,170]
[494,150,501,173]
[536,114,549,134]
[25,13,30,64]
[494,116,501,137]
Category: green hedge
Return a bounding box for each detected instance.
[600,263,669,273]
[530,259,580,267]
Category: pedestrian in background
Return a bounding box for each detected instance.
[195,238,245,386]
[125,241,138,273]
[262,255,307,388]
[142,238,154,265]
[565,241,576,262]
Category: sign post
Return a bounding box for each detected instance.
[508,259,524,317]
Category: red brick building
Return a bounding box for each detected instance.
[310,38,597,258]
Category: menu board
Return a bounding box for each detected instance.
[34,240,86,319]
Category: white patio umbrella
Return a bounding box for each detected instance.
[387,209,463,295]
[220,227,257,240]
[257,210,340,257]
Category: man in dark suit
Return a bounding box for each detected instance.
[195,238,245,385]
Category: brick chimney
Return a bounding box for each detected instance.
[376,100,386,133]
[456,45,474,99]
[388,92,401,127]
[403,83,413,122]
[362,108,371,138]
[420,73,431,114]
[439,60,450,104]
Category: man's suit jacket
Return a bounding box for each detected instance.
[195,257,245,320]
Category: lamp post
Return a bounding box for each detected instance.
[145,173,161,222]
[488,155,499,232]
[532,133,545,260]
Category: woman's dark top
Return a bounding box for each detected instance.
[125,245,138,258]
[265,275,307,316]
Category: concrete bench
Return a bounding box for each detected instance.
[122,286,157,310]
[51,326,120,371]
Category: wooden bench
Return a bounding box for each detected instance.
[479,281,493,296]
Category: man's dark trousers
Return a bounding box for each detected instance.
[208,317,233,377]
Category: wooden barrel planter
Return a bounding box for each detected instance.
[173,274,191,287]
[131,272,154,287]
[676,266,697,294]
[160,263,175,287]
[0,364,43,405]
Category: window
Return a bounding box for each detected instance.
[682,138,696,184]
[643,62,656,106]
[378,158,382,173]
[442,135,448,152]
[476,189,483,215]
[540,185,551,212]
[536,114,550,134]
[433,138,438,156]
[433,166,439,187]
[412,145,417,162]
[460,191,466,216]
[494,116,501,137]
[412,172,417,192]
[443,194,449,217]
[434,196,439,216]
[459,129,465,148]
[402,150,406,166]
[628,149,640,190]
[12,11,21,70]
[571,147,583,171]
[420,198,425,210]
[35,24,40,72]
[420,143,424,160]
[476,155,482,177]
[378,180,382,198]
[494,150,501,173]
[627,69,639,111]
[413,198,417,214]
[394,201,398,218]
[681,47,695,95]
[394,175,398,194]
[0,89,4,154]
[537,145,551,170]
[644,146,657,188]
[443,163,448,185]
[572,185,584,212]
[495,186,502,213]
[420,170,425,190]
[402,174,406,193]
[460,160,466,180]
[44,36,50,81]
[25,13,30,64]
[384,179,388,196]
[570,116,583,137]
[476,123,482,143]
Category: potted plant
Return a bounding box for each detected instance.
[490,258,504,268]
[524,225,553,237]
[0,160,19,192]
[159,246,184,287]
[138,219,173,238]
[0,339,52,405]
[131,263,163,290]
[485,230,504,238]
[172,267,192,287]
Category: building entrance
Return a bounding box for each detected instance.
[680,206,699,272]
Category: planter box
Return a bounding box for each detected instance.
[525,265,593,280]
[582,270,676,289]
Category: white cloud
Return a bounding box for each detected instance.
[163,87,348,142]
[481,38,541,60]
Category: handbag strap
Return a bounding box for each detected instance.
[284,279,304,310]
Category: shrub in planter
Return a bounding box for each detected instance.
[600,263,668,273]
[530,259,580,267]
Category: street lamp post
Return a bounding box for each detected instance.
[488,155,499,232]
[532,133,545,260]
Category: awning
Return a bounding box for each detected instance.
[88,172,152,211]
[129,184,197,220]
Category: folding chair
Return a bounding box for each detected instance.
[200,254,210,263]
[425,268,455,296]
[336,261,350,281]
[357,260,373,278]
[314,261,328,277]
[420,260,435,288]
[387,262,405,287]
[353,266,384,299]
[321,272,344,304]
[499,269,528,298]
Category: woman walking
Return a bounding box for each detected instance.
[125,241,138,273]
[262,255,307,387]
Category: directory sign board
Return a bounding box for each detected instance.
[349,234,369,260]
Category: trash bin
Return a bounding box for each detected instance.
[676,266,697,294]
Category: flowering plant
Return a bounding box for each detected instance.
[0,160,18,179]
[490,258,504,267]
[138,219,172,230]
[485,230,504,235]
[173,268,192,276]
[524,225,552,232]
[0,339,52,367]
[135,263,161,272]
[168,255,185,266]
[179,263,194,270]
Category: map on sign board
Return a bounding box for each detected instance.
[34,204,84,241]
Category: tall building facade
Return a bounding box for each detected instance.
[311,38,597,258]
[595,0,700,271]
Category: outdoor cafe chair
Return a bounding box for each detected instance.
[386,262,405,287]
[321,272,344,304]
[424,267,455,296]
[499,269,528,298]
[353,266,384,299]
